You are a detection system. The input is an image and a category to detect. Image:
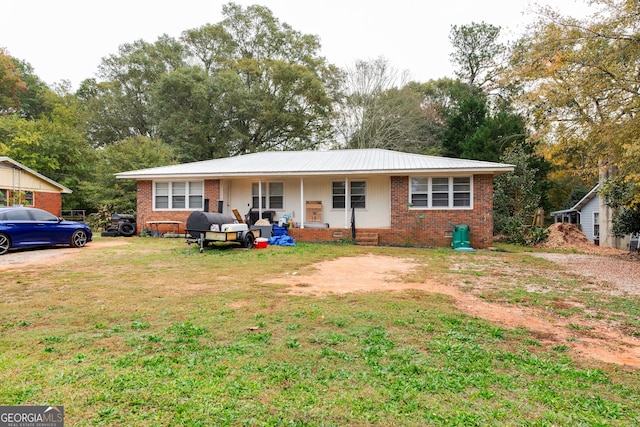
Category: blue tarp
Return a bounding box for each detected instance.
[268,235,296,246]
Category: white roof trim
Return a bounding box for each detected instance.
[116,149,514,180]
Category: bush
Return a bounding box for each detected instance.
[501,217,549,246]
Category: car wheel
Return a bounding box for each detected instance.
[0,233,10,255]
[70,230,88,248]
[118,222,136,237]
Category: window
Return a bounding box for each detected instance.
[0,189,6,206]
[593,212,600,239]
[453,177,471,207]
[24,191,34,206]
[154,181,203,210]
[332,181,367,209]
[252,182,284,210]
[410,176,472,209]
[410,178,429,207]
[29,209,58,221]
[431,177,449,207]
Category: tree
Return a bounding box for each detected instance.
[442,88,487,158]
[152,66,229,161]
[80,35,187,147]
[0,49,26,115]
[83,136,177,213]
[86,3,339,159]
[508,0,640,207]
[0,85,96,208]
[449,22,506,90]
[178,3,338,156]
[333,57,438,153]
[494,146,543,243]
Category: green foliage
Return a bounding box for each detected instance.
[83,3,338,161]
[81,35,186,147]
[510,0,640,206]
[611,207,640,238]
[0,49,27,114]
[601,179,640,237]
[501,218,550,246]
[10,58,53,119]
[442,89,487,158]
[494,146,542,240]
[0,85,96,209]
[85,136,177,214]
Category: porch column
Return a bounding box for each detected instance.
[258,178,263,217]
[300,177,305,229]
[344,177,349,229]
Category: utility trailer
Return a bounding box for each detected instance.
[185,211,259,252]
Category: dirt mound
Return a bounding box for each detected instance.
[535,223,621,254]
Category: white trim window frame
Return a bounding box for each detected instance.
[332,180,367,209]
[593,211,600,239]
[153,181,204,210]
[252,181,284,210]
[409,176,473,209]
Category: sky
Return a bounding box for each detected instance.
[2,0,594,90]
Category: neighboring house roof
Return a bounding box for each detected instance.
[0,156,72,194]
[115,149,514,180]
[550,184,599,216]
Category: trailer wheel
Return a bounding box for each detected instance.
[243,232,255,249]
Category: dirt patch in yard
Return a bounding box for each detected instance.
[269,253,640,369]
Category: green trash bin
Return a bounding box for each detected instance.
[451,225,471,249]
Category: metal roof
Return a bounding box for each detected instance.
[115,149,514,180]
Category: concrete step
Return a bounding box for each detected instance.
[356,233,379,246]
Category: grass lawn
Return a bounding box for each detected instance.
[1,237,639,426]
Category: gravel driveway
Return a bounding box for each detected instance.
[529,252,640,295]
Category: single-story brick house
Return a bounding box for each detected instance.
[0,156,71,216]
[115,149,514,248]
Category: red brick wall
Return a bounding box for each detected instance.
[34,192,63,216]
[289,175,495,248]
[135,179,221,234]
[387,175,494,248]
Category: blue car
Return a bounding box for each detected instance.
[0,207,92,255]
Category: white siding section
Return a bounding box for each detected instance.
[580,195,600,243]
[225,175,391,228]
